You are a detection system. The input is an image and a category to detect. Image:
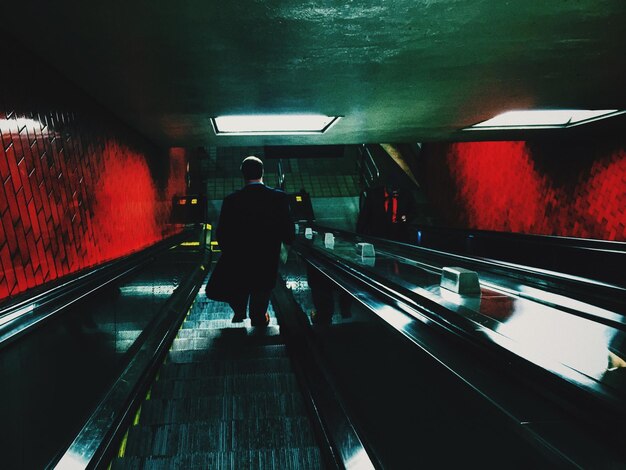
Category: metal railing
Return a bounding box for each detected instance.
[277,158,286,190]
[358,144,380,189]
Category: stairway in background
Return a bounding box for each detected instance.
[112,284,323,469]
[204,146,360,200]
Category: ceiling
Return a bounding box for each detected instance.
[4,1,626,147]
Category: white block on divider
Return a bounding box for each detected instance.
[356,242,375,257]
[440,267,480,295]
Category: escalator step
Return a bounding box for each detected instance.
[114,446,322,470]
[181,319,279,330]
[170,340,287,357]
[167,348,288,364]
[127,417,317,456]
[116,296,323,468]
[161,358,294,377]
[152,372,301,398]
[140,393,308,424]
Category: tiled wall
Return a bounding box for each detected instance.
[203,146,360,200]
[418,140,626,241]
[0,37,186,302]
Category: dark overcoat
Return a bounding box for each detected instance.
[206,184,295,301]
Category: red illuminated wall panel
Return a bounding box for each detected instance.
[419,140,626,241]
[0,37,187,303]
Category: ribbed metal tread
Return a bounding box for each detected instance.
[114,446,322,470]
[174,326,283,340]
[125,416,317,457]
[160,358,294,378]
[140,393,308,425]
[151,372,301,399]
[114,290,324,469]
[166,347,289,364]
[181,319,279,329]
[170,339,287,356]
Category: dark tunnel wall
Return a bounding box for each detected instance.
[0,36,187,302]
[418,140,626,241]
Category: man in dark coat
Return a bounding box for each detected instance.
[205,156,295,326]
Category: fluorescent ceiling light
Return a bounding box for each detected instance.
[464,109,625,131]
[211,114,340,135]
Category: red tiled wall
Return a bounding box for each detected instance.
[0,39,187,302]
[419,140,626,241]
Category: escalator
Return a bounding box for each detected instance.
[283,223,626,468]
[0,231,203,469]
[112,289,325,469]
[35,230,371,469]
[5,221,626,468]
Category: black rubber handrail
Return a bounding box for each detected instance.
[272,273,378,470]
[313,223,626,321]
[406,224,626,287]
[299,242,626,418]
[50,251,209,470]
[295,245,625,467]
[411,224,626,252]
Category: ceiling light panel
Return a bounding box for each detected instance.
[464,109,624,131]
[211,114,340,135]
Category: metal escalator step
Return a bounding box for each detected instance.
[175,328,226,339]
[145,417,317,456]
[161,358,294,378]
[174,327,283,341]
[186,313,240,322]
[152,373,301,399]
[124,426,156,457]
[181,319,279,330]
[110,339,139,351]
[167,346,289,363]
[170,339,288,356]
[110,456,142,470]
[140,446,323,470]
[141,393,308,425]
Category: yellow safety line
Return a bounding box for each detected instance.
[133,405,142,426]
[118,429,130,458]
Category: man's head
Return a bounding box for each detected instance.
[241,156,264,182]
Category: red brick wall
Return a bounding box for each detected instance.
[0,38,186,302]
[419,140,626,241]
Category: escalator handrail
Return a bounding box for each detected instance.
[297,242,626,418]
[0,230,194,349]
[272,271,378,470]
[312,224,626,320]
[411,223,626,252]
[295,247,611,467]
[50,252,209,470]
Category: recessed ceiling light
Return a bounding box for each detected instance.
[463,109,625,131]
[211,114,341,135]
